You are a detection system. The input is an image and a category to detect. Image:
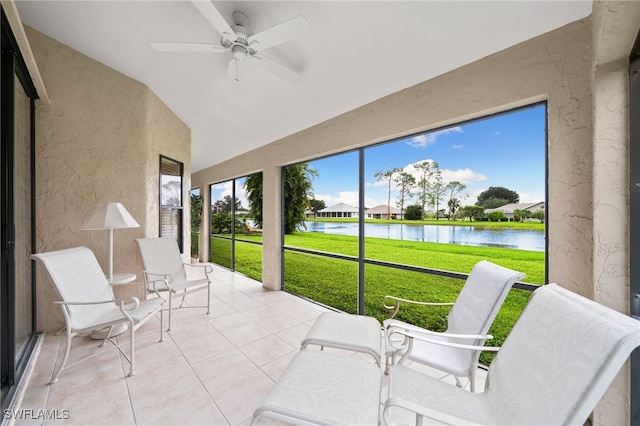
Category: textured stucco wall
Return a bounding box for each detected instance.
[27,27,191,332]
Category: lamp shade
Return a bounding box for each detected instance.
[81,202,140,230]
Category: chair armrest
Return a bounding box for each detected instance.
[383,295,454,319]
[139,278,169,297]
[390,328,500,352]
[385,319,493,341]
[141,270,169,280]
[184,262,214,273]
[116,296,140,311]
[54,299,118,306]
[384,396,482,426]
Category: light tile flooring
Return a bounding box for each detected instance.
[11,265,485,426]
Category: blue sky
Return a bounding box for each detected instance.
[210,104,545,210]
[310,104,546,209]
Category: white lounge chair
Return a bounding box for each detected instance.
[252,350,382,426]
[384,283,640,425]
[31,246,165,383]
[136,237,213,330]
[384,260,525,391]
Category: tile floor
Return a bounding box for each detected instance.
[10,264,485,426]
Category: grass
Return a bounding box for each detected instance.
[210,230,544,365]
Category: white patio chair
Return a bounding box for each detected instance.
[136,237,212,330]
[31,246,165,383]
[384,283,640,425]
[384,260,525,391]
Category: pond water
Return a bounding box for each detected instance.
[303,221,545,252]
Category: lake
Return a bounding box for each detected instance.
[303,221,545,252]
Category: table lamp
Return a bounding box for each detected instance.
[81,202,140,281]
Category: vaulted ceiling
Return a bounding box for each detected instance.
[16,1,593,172]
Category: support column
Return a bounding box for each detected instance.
[592,58,631,426]
[261,165,282,290]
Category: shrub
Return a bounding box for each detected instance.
[488,211,505,222]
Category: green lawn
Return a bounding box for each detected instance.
[210,231,544,365]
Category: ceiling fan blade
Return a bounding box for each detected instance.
[150,42,226,52]
[252,54,304,85]
[248,16,311,51]
[191,0,235,41]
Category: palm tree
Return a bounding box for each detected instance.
[244,164,318,234]
[244,172,263,227]
[283,163,318,233]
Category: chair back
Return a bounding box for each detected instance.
[32,247,115,330]
[447,260,525,336]
[136,237,187,282]
[488,284,640,424]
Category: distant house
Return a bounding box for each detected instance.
[317,203,359,218]
[485,201,545,220]
[365,204,403,220]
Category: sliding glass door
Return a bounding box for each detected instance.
[0,9,38,408]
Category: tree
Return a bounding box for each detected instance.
[481,197,511,209]
[430,167,447,220]
[445,181,467,218]
[162,181,181,206]
[404,204,422,220]
[190,192,203,256]
[374,167,401,220]
[244,165,318,234]
[514,209,531,222]
[447,197,461,220]
[413,160,437,220]
[309,198,326,217]
[211,212,231,234]
[190,192,202,231]
[212,195,241,214]
[283,164,318,233]
[244,173,263,226]
[394,172,416,220]
[477,186,519,208]
[531,210,545,223]
[460,205,485,221]
[488,211,505,222]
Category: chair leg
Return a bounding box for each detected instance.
[127,320,135,377]
[177,290,187,308]
[159,304,164,342]
[99,325,115,347]
[454,376,464,388]
[167,293,173,331]
[469,372,476,393]
[206,283,211,314]
[50,329,73,384]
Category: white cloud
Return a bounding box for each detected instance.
[406,127,463,148]
[442,168,487,184]
[401,160,486,187]
[518,192,545,203]
[315,191,360,207]
[335,191,359,206]
[452,144,464,149]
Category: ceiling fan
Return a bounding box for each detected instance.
[151,1,311,85]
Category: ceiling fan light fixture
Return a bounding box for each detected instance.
[231,44,247,60]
